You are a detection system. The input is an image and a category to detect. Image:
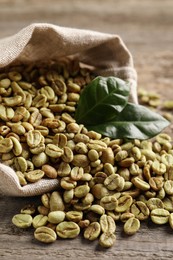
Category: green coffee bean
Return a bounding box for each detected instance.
[93,171,107,184]
[81,173,92,182]
[37,206,49,216]
[156,133,172,144]
[34,227,57,243]
[151,208,170,224]
[3,95,23,107]
[152,160,166,175]
[130,147,141,161]
[104,163,116,176]
[120,212,135,222]
[42,164,58,179]
[119,157,135,167]
[16,171,27,186]
[101,147,114,165]
[10,136,22,156]
[57,162,71,177]
[124,217,140,235]
[123,181,133,191]
[20,204,36,215]
[91,184,109,199]
[61,146,74,163]
[164,166,173,181]
[104,174,125,191]
[75,142,88,154]
[45,144,64,158]
[41,193,50,209]
[100,214,116,233]
[87,140,107,151]
[32,214,48,228]
[164,180,173,195]
[130,201,149,220]
[161,154,173,168]
[146,198,164,211]
[118,168,130,181]
[82,193,94,205]
[12,214,32,228]
[0,78,11,88]
[156,187,165,201]
[56,221,80,238]
[78,219,90,229]
[29,110,42,127]
[48,211,65,224]
[50,191,65,211]
[162,197,173,212]
[60,177,77,190]
[107,211,121,221]
[99,232,116,248]
[14,157,27,172]
[84,222,101,241]
[115,195,133,213]
[141,149,156,161]
[0,105,14,121]
[132,177,150,191]
[8,71,22,81]
[129,163,140,176]
[100,195,118,210]
[25,170,45,183]
[70,167,84,181]
[72,154,89,168]
[88,149,99,162]
[26,130,42,148]
[89,204,105,215]
[169,213,173,229]
[66,211,83,222]
[149,177,163,191]
[0,138,13,153]
[121,142,134,151]
[32,152,48,168]
[63,189,74,203]
[74,183,90,198]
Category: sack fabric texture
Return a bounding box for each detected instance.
[0,23,137,196]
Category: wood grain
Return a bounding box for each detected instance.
[0,0,173,259]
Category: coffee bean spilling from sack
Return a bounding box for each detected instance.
[0,59,173,247]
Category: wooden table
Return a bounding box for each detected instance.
[0,1,173,259]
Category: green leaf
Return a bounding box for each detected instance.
[75,76,130,125]
[87,103,170,140]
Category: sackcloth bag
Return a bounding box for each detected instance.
[0,23,137,196]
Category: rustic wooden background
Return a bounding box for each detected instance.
[0,0,173,259]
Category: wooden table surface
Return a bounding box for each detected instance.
[0,1,173,259]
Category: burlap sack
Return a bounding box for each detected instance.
[0,23,137,196]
